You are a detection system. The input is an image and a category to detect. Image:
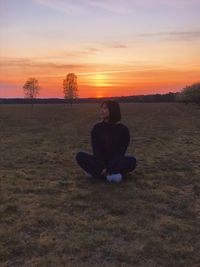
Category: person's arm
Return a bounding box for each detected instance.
[91,126,106,169]
[106,127,130,173]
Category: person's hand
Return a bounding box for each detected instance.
[101,168,108,176]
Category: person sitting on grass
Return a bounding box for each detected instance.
[75,100,137,183]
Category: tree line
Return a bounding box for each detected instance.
[176,83,200,106]
[1,73,199,106]
[0,92,178,105]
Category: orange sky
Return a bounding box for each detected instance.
[1,0,200,98]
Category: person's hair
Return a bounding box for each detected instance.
[100,100,121,123]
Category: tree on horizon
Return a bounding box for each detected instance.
[23,77,40,108]
[176,82,200,106]
[63,73,78,107]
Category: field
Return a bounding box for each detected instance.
[0,103,200,267]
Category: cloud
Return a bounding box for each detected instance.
[0,57,90,81]
[0,57,84,70]
[34,0,128,14]
[34,0,200,14]
[105,42,127,49]
[34,0,85,15]
[56,47,102,57]
[86,0,200,14]
[135,31,200,41]
[86,0,132,14]
[0,57,167,79]
[77,64,168,76]
[1,56,199,83]
[0,46,103,70]
[86,0,177,13]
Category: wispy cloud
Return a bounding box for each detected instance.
[0,57,84,70]
[34,0,200,15]
[104,42,127,49]
[86,0,132,14]
[0,57,167,78]
[135,31,200,41]
[0,46,103,70]
[1,56,199,83]
[34,0,130,14]
[34,0,85,15]
[57,47,102,57]
[88,0,200,13]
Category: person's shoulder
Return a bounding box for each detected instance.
[117,122,129,132]
[91,121,104,132]
[93,121,104,128]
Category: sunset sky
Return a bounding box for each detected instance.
[0,0,200,98]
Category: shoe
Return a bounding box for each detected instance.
[106,173,122,183]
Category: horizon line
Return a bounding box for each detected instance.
[0,91,179,100]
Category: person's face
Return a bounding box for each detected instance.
[100,103,109,121]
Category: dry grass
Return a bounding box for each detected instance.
[0,103,200,267]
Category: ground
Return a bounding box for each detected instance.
[0,103,200,267]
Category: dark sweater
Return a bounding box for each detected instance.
[90,120,130,173]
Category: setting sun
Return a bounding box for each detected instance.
[96,92,104,98]
[88,73,113,87]
[0,0,199,98]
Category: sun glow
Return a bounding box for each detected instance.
[97,93,103,98]
[90,73,110,87]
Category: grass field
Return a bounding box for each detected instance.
[0,103,200,267]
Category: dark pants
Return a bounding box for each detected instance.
[75,151,137,179]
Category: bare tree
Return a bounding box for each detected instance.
[23,77,40,108]
[63,73,78,107]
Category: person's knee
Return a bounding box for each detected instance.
[132,157,137,169]
[75,151,85,163]
[130,156,137,170]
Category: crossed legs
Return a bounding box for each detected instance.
[75,151,137,180]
